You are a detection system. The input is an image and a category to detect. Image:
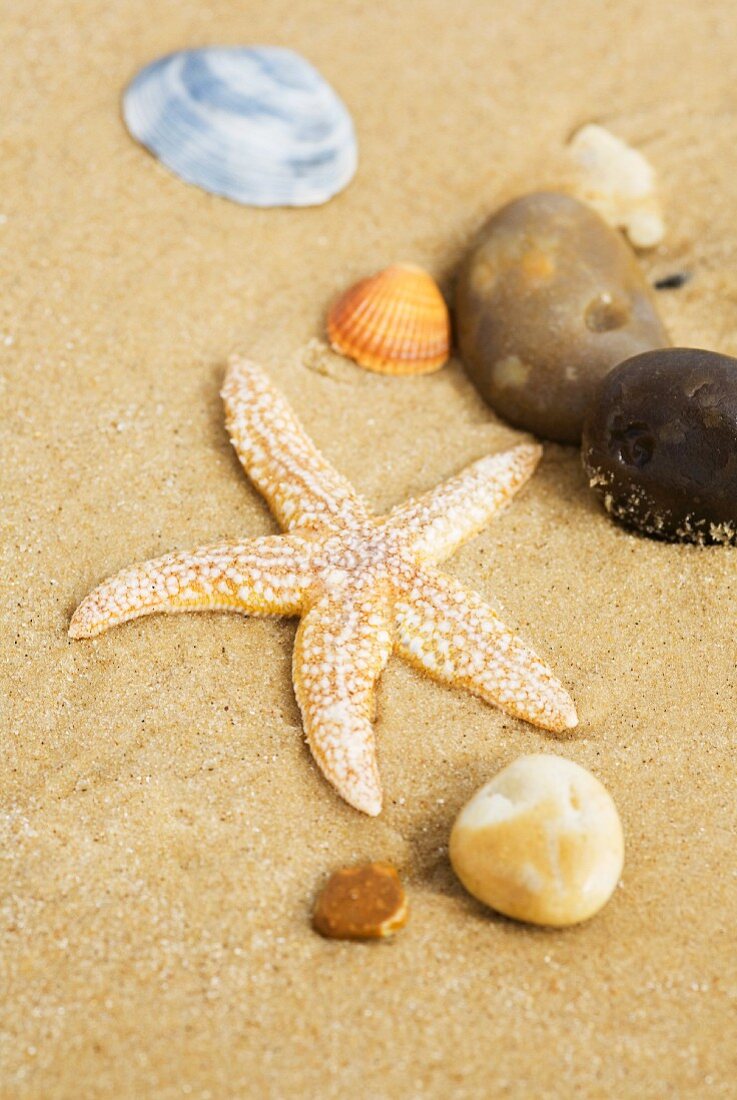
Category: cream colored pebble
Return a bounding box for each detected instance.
[449,754,624,927]
[567,123,664,249]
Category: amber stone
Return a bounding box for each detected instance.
[312,862,408,940]
[456,192,669,443]
[582,347,737,543]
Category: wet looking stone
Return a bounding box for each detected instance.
[582,347,737,543]
[456,192,670,444]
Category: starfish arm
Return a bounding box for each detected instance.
[292,592,393,816]
[69,535,314,639]
[385,444,542,563]
[222,357,370,533]
[394,567,577,733]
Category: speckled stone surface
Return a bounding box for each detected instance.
[456,192,669,444]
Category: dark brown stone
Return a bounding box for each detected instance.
[582,347,737,543]
[456,192,670,444]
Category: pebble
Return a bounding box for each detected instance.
[654,271,691,291]
[312,862,409,940]
[456,192,669,444]
[449,754,624,927]
[566,123,665,249]
[582,347,737,543]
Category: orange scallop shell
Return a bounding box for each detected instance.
[327,264,451,376]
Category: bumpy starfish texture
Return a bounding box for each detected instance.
[70,357,577,815]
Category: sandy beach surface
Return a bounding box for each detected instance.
[2,1,736,1096]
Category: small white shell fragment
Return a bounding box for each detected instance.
[449,753,624,927]
[122,47,357,207]
[567,123,664,249]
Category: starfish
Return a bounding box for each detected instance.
[70,357,577,815]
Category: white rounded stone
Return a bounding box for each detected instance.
[449,753,624,927]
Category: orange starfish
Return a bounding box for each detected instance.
[70,358,577,815]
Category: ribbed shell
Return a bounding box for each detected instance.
[122,47,357,208]
[327,264,451,375]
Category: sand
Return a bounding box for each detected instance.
[1,1,736,1096]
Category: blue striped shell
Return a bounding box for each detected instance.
[122,47,357,207]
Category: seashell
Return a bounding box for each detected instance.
[122,47,357,207]
[327,264,451,376]
[566,123,664,249]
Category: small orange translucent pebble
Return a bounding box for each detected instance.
[312,862,409,940]
[327,263,451,375]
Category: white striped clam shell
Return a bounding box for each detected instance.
[122,47,357,207]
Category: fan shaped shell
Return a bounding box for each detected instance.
[122,47,357,207]
[327,265,451,376]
